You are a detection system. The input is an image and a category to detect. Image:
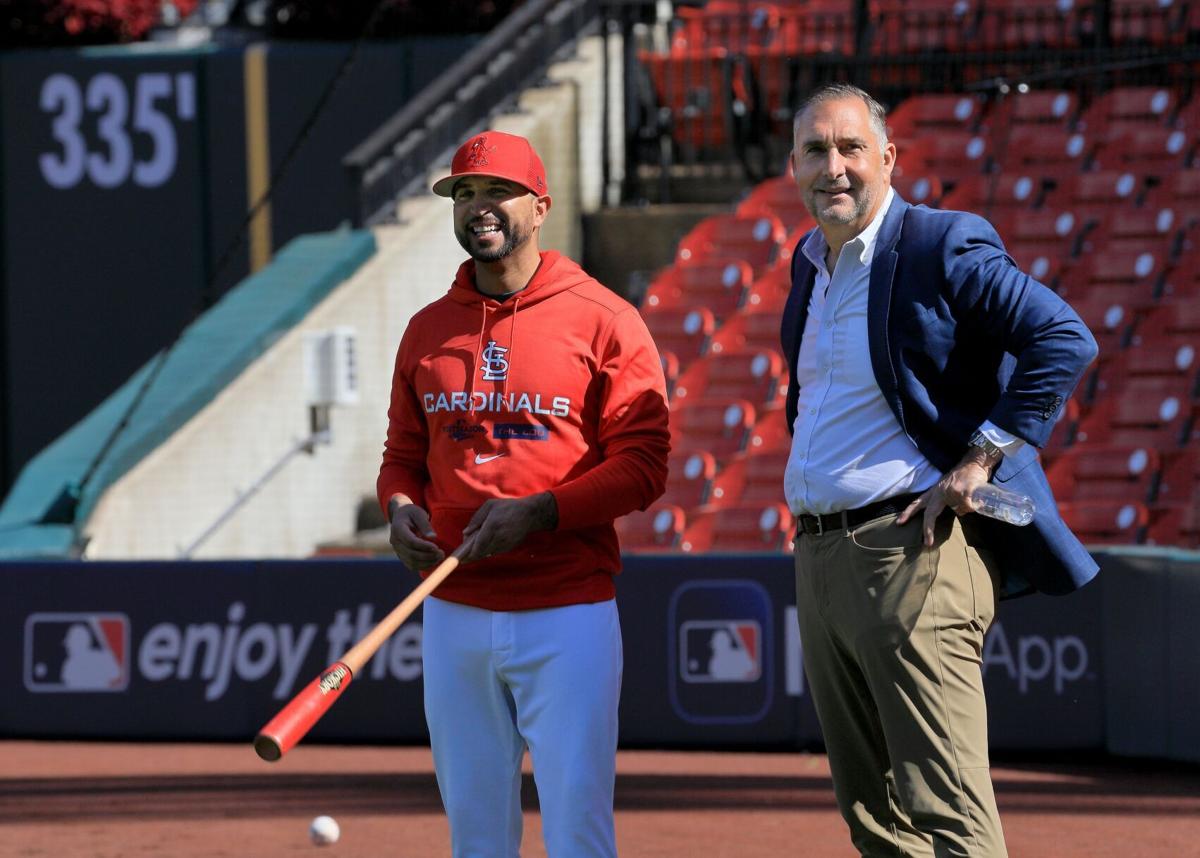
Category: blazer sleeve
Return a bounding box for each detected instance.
[940,213,1099,447]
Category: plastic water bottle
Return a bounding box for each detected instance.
[971,483,1035,526]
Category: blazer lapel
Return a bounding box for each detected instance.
[866,196,908,420]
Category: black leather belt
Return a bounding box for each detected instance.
[796,492,921,536]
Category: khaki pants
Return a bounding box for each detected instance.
[794,511,1008,857]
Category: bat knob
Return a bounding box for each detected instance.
[254,733,283,762]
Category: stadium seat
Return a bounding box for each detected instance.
[660,350,681,396]
[1109,0,1191,45]
[746,405,792,454]
[1045,444,1160,502]
[662,450,719,509]
[707,448,791,507]
[1056,500,1149,544]
[988,89,1080,129]
[640,48,731,154]
[994,124,1095,177]
[890,170,943,206]
[1159,246,1200,302]
[869,0,977,53]
[708,305,787,356]
[1077,203,1180,259]
[669,398,758,458]
[643,258,754,319]
[1090,125,1194,177]
[938,173,1041,215]
[1142,166,1200,228]
[1057,247,1167,305]
[736,176,818,233]
[1075,377,1193,446]
[680,502,794,552]
[1067,296,1134,362]
[1077,86,1178,141]
[777,0,856,54]
[642,306,716,364]
[901,131,992,185]
[676,212,789,272]
[991,208,1083,256]
[1043,171,1143,225]
[886,94,987,145]
[1145,502,1200,547]
[671,2,782,52]
[1133,300,1200,347]
[973,0,1086,50]
[615,503,687,551]
[672,349,786,409]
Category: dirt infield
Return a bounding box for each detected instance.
[3,741,1199,857]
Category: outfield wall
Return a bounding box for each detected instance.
[4,549,1196,761]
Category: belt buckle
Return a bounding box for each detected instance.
[813,514,825,536]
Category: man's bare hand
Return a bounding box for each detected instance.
[388,497,445,571]
[458,492,558,565]
[897,456,993,547]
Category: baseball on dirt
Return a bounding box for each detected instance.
[309,815,340,846]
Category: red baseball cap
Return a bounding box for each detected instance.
[432,131,549,199]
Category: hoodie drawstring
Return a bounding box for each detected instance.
[469,302,489,411]
[504,296,520,399]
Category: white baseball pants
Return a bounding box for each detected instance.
[421,596,623,858]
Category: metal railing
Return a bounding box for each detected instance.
[343,0,599,227]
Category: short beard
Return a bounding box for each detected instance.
[808,186,873,226]
[456,219,530,263]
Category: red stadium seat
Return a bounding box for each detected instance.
[1090,126,1194,177]
[672,349,786,409]
[616,503,687,552]
[708,448,791,507]
[640,48,731,154]
[1145,502,1200,548]
[992,125,1095,176]
[938,173,1041,215]
[1057,248,1167,305]
[669,398,758,458]
[1045,444,1160,502]
[643,258,754,319]
[642,306,716,365]
[991,208,1084,254]
[1041,397,1081,464]
[709,306,786,356]
[886,94,987,145]
[736,176,817,233]
[974,0,1087,51]
[662,450,719,510]
[1057,500,1149,544]
[1078,203,1180,258]
[778,0,855,54]
[1075,377,1193,446]
[746,405,792,454]
[1134,300,1200,346]
[671,2,782,52]
[660,350,681,396]
[901,131,992,185]
[676,213,789,273]
[1142,166,1200,228]
[1109,0,1191,45]
[1043,171,1143,224]
[680,502,794,552]
[989,89,1080,129]
[1159,246,1200,302]
[1077,86,1178,141]
[1067,296,1134,363]
[890,170,944,206]
[869,0,978,53]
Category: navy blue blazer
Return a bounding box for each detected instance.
[782,195,1100,597]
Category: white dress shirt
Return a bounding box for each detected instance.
[784,188,1022,516]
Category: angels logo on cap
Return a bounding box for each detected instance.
[432,131,549,199]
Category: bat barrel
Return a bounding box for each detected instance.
[253,662,354,762]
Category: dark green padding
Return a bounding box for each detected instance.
[0,228,377,559]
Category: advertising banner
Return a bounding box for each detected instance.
[1,554,1112,752]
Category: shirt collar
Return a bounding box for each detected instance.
[801,186,896,273]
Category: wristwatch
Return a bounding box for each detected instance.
[968,430,1003,461]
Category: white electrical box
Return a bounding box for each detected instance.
[304,326,359,406]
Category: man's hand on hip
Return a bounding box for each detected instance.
[897,446,1000,547]
[458,492,559,565]
[388,496,445,571]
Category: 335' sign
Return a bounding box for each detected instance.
[38,71,196,190]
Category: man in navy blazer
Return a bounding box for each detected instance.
[781,84,1096,857]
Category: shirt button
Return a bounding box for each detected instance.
[809,408,816,415]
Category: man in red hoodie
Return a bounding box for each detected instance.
[378,131,670,857]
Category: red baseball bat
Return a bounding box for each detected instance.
[253,550,461,762]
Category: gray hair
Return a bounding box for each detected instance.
[793,83,889,149]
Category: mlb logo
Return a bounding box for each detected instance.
[679,620,762,683]
[24,613,130,693]
[668,580,773,725]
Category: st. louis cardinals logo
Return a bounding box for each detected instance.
[466,136,497,167]
[480,340,509,381]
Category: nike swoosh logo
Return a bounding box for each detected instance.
[474,453,507,465]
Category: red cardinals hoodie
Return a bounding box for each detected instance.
[378,250,670,611]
